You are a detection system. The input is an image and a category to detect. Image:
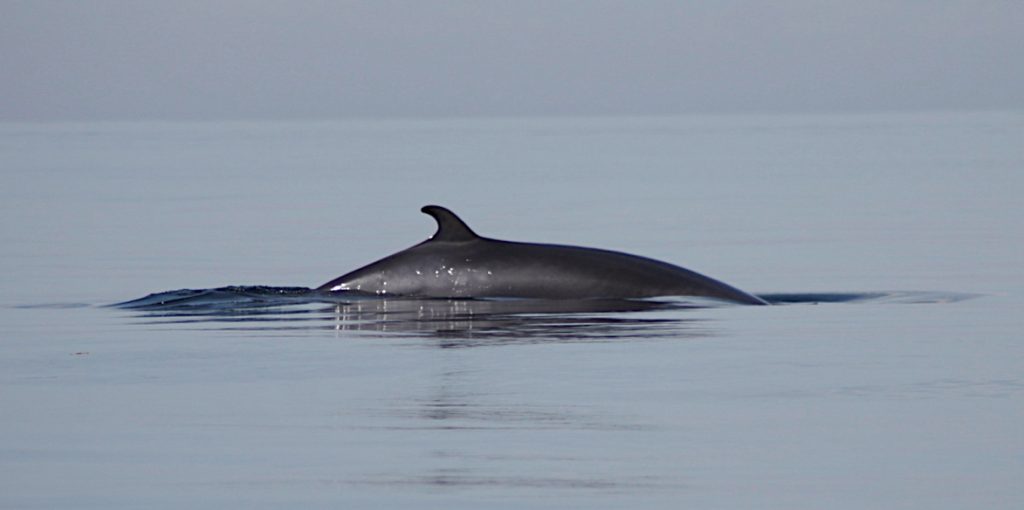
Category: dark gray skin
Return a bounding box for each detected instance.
[318,205,767,305]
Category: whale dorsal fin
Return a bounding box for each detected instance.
[421,205,479,242]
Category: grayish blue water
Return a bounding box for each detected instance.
[2,112,1022,508]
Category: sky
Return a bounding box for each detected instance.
[2,1,1022,121]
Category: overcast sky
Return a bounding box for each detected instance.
[2,1,1022,121]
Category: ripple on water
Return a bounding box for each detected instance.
[104,287,980,342]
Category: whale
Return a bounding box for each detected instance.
[317,205,767,305]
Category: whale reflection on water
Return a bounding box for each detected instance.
[324,297,708,344]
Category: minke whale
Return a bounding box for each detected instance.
[318,205,767,305]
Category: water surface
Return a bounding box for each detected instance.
[2,112,1022,509]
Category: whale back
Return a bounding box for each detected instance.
[318,205,766,304]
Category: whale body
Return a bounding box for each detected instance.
[318,205,767,305]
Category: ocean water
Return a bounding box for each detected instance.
[1,112,1022,509]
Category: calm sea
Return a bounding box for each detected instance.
[1,112,1022,509]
